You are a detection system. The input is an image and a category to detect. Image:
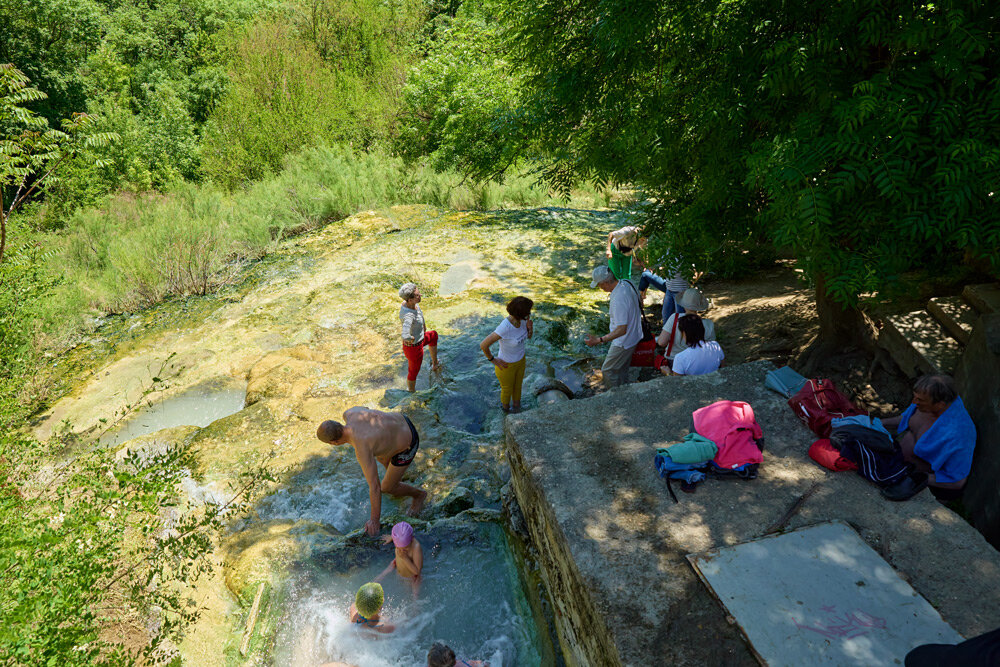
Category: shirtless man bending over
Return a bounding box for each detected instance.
[317,408,428,536]
[880,374,977,501]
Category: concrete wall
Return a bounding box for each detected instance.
[955,313,1000,549]
[504,422,623,667]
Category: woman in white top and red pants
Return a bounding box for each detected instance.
[399,283,440,392]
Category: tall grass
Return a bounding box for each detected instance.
[49,144,599,320]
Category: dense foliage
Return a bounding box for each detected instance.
[0,420,273,664]
[2,0,999,660]
[472,0,999,342]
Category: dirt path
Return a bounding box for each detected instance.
[641,262,914,416]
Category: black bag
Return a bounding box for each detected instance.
[623,279,654,342]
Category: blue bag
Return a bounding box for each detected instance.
[764,366,808,398]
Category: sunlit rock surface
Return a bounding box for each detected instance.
[36,205,622,664]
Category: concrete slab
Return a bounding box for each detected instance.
[505,361,1000,666]
[964,283,1000,315]
[688,522,963,666]
[927,295,979,346]
[880,310,962,377]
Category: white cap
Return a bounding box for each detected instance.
[591,265,614,288]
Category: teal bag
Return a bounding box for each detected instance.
[665,433,718,464]
[764,366,808,398]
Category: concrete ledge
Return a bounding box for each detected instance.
[963,283,1000,315]
[928,295,978,346]
[506,361,1000,665]
[881,310,962,377]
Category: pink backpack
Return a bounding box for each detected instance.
[693,400,764,469]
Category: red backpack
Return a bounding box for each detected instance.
[630,339,657,366]
[788,378,866,438]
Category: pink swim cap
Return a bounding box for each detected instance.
[391,521,413,548]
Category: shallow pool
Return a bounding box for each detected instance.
[99,380,246,446]
[273,524,550,667]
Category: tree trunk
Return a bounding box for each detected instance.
[795,273,864,374]
[0,212,6,264]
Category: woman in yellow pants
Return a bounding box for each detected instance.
[479,296,533,413]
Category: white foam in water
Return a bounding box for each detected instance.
[273,535,543,666]
[257,474,368,533]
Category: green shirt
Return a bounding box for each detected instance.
[608,244,635,280]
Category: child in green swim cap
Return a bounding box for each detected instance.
[348,582,395,634]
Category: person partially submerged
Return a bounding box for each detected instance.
[426,642,488,667]
[376,521,424,597]
[348,582,395,634]
[317,408,427,536]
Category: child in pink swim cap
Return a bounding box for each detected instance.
[376,521,423,597]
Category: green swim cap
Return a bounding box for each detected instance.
[355,582,384,618]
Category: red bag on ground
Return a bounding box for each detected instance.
[630,339,657,367]
[788,378,866,438]
[809,438,858,472]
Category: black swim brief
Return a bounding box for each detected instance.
[390,416,420,467]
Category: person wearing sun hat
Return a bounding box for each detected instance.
[585,265,643,389]
[399,282,441,392]
[655,288,716,370]
[348,582,395,634]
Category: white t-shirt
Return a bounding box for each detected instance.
[400,305,425,343]
[609,280,643,349]
[494,317,529,363]
[672,341,725,376]
[661,315,716,360]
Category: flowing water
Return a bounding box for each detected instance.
[38,205,627,664]
[274,523,548,666]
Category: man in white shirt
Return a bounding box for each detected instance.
[585,265,643,389]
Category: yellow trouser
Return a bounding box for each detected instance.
[494,356,526,406]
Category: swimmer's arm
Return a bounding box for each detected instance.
[606,232,613,258]
[526,318,533,338]
[374,560,395,583]
[355,445,382,534]
[396,547,419,575]
[408,541,423,575]
[373,622,395,634]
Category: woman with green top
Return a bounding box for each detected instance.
[479,296,534,413]
[607,225,691,322]
[606,225,646,281]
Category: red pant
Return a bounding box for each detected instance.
[403,330,438,381]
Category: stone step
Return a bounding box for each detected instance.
[879,310,963,377]
[963,283,1000,315]
[927,295,979,346]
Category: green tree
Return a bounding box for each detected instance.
[398,0,523,172]
[0,64,115,261]
[480,0,1000,362]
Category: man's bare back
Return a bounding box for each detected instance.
[342,407,412,463]
[317,407,427,536]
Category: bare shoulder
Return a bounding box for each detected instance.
[343,406,369,421]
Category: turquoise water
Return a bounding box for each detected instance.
[98,380,246,446]
[273,524,550,666]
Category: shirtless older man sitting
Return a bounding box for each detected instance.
[317,407,428,536]
[880,374,977,501]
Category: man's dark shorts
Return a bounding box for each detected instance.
[391,416,420,467]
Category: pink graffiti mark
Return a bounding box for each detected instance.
[793,608,888,640]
